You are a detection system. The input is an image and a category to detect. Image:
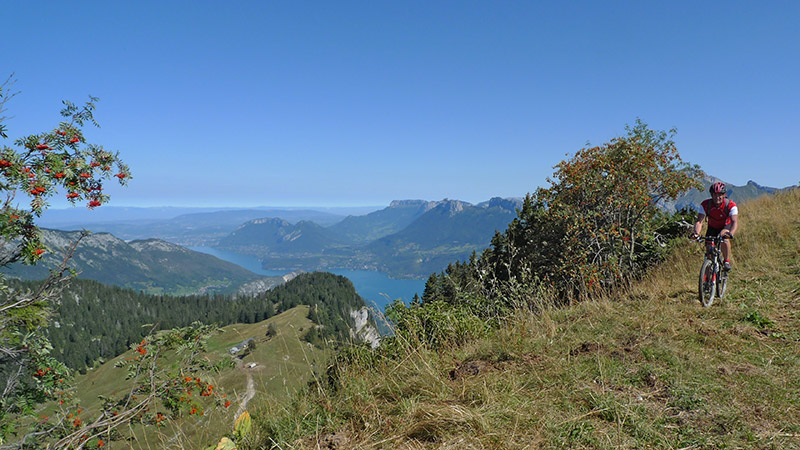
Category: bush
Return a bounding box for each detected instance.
[486,120,700,302]
[406,121,701,347]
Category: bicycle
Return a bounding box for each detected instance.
[692,235,733,307]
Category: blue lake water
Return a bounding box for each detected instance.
[190,247,426,311]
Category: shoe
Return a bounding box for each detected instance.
[723,261,732,271]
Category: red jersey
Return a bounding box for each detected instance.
[700,198,738,229]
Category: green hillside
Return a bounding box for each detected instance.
[4,272,371,449]
[22,271,367,374]
[243,189,800,448]
[63,305,328,449]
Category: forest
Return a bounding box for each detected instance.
[5,271,366,372]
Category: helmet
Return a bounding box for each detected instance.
[709,182,726,195]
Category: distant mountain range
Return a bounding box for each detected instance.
[40,208,352,246]
[217,198,522,277]
[212,178,792,278]
[660,176,792,212]
[0,230,283,295]
[6,176,792,290]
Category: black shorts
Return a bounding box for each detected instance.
[707,223,732,237]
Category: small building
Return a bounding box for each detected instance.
[229,338,256,355]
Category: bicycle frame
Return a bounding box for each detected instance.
[693,235,731,307]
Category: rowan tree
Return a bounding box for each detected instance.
[488,119,702,301]
[0,77,235,450]
[420,120,702,314]
[0,75,129,446]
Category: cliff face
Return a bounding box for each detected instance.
[350,307,381,349]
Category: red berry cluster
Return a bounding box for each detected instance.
[135,339,147,356]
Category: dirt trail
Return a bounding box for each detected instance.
[234,369,256,422]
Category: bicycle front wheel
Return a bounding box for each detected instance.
[717,268,728,299]
[699,259,716,307]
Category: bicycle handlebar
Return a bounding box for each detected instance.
[690,235,733,242]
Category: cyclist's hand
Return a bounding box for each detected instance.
[688,232,699,239]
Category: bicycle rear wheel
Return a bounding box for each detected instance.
[699,259,716,307]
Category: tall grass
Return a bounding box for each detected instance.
[245,188,800,449]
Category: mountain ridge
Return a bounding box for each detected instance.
[1,229,281,295]
[218,197,523,277]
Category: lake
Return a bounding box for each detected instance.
[190,247,426,311]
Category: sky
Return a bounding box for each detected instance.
[3,1,799,209]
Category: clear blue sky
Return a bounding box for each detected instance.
[3,1,798,208]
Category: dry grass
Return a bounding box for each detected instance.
[249,188,800,449]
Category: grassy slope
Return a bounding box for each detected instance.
[69,305,327,449]
[254,188,800,449]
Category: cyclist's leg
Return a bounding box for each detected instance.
[721,223,733,269]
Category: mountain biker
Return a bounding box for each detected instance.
[689,182,739,271]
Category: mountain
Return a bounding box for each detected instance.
[213,198,523,278]
[1,229,280,295]
[43,208,348,246]
[218,218,350,254]
[328,200,437,244]
[661,175,794,212]
[39,206,376,229]
[365,198,520,276]
[476,197,523,210]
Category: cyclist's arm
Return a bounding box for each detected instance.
[692,212,706,236]
[723,214,739,237]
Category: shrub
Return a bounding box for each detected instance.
[410,121,701,346]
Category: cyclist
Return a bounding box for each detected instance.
[689,182,739,270]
